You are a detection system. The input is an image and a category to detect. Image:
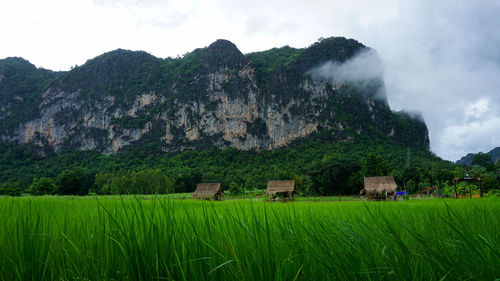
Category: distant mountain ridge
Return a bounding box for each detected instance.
[455,147,500,165]
[0,37,429,155]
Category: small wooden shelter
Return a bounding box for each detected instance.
[266,180,298,200]
[193,183,224,200]
[360,176,397,200]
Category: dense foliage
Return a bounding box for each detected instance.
[2,130,497,197]
[0,57,62,129]
[95,169,174,195]
[472,152,495,171]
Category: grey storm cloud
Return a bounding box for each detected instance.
[357,0,500,161]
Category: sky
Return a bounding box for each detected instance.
[1,0,499,161]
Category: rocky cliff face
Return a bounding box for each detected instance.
[0,37,429,154]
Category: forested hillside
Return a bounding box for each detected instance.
[1,37,497,196]
[0,132,463,196]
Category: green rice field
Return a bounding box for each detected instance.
[0,196,498,280]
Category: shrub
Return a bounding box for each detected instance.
[487,189,499,198]
[0,187,22,196]
[29,177,56,195]
[228,181,242,195]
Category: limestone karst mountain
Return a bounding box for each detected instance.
[0,37,428,155]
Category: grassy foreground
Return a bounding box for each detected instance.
[0,197,498,281]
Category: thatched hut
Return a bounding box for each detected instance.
[266,180,298,200]
[360,176,397,200]
[193,183,224,200]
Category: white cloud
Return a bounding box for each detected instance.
[465,99,490,122]
[439,115,500,161]
[0,0,399,70]
[353,0,500,161]
[308,49,383,84]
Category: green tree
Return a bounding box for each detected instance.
[56,168,88,195]
[29,177,56,195]
[403,166,420,185]
[481,176,499,191]
[229,181,242,195]
[433,169,454,185]
[347,171,364,194]
[472,152,494,171]
[306,157,362,195]
[362,153,389,177]
[130,169,173,194]
[174,174,188,193]
[202,171,219,183]
[244,177,257,191]
[406,179,417,194]
[418,181,431,192]
[173,171,201,193]
[94,172,114,194]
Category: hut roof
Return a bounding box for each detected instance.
[193,183,223,199]
[266,180,296,195]
[363,176,397,192]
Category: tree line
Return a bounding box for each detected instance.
[1,151,497,197]
[1,136,499,196]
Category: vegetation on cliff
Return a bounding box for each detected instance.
[0,37,429,152]
[0,58,62,129]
